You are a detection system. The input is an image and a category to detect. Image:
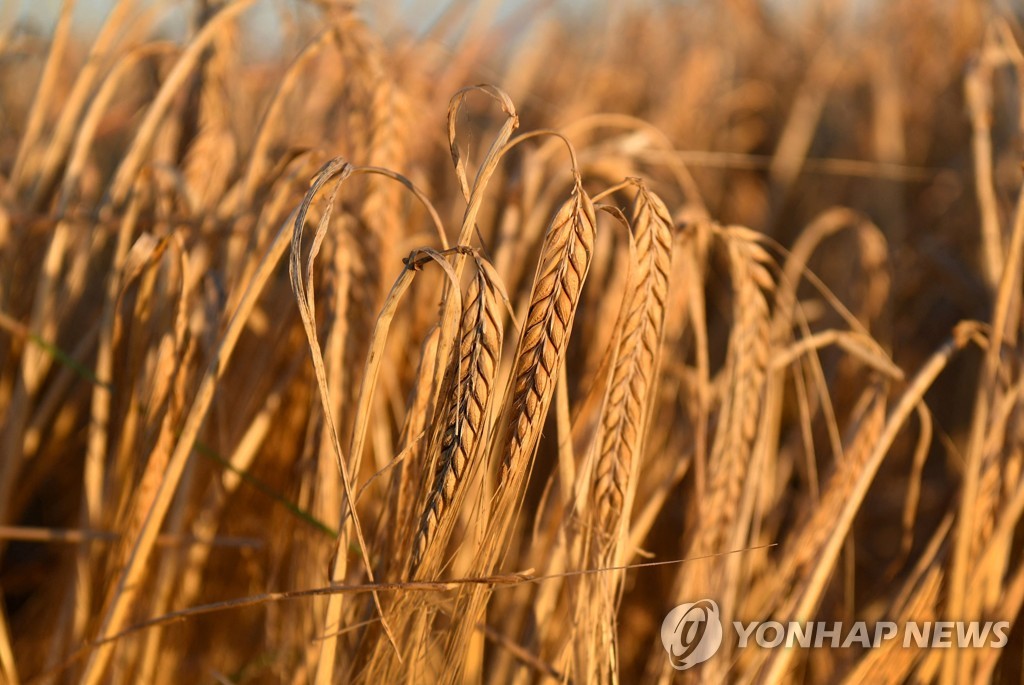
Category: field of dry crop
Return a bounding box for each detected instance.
[1,0,1023,682]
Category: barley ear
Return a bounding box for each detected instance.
[592,183,673,541]
[499,183,597,489]
[410,266,503,577]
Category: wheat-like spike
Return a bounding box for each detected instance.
[500,184,597,482]
[576,186,671,685]
[410,268,503,575]
[761,386,887,614]
[441,185,597,685]
[694,230,773,555]
[667,229,773,685]
[592,185,673,531]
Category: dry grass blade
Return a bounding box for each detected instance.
[105,0,256,208]
[77,208,295,685]
[386,324,441,567]
[757,323,984,684]
[289,158,448,677]
[747,383,887,630]
[447,85,519,205]
[6,0,76,196]
[27,0,136,209]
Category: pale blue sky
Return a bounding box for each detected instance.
[3,0,889,62]
[3,0,850,38]
[5,0,601,57]
[6,0,601,35]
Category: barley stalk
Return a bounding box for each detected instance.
[6,8,1024,682]
[500,183,597,485]
[441,183,596,685]
[410,266,503,576]
[592,184,673,535]
[693,228,773,557]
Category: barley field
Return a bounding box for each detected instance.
[1,0,1023,683]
